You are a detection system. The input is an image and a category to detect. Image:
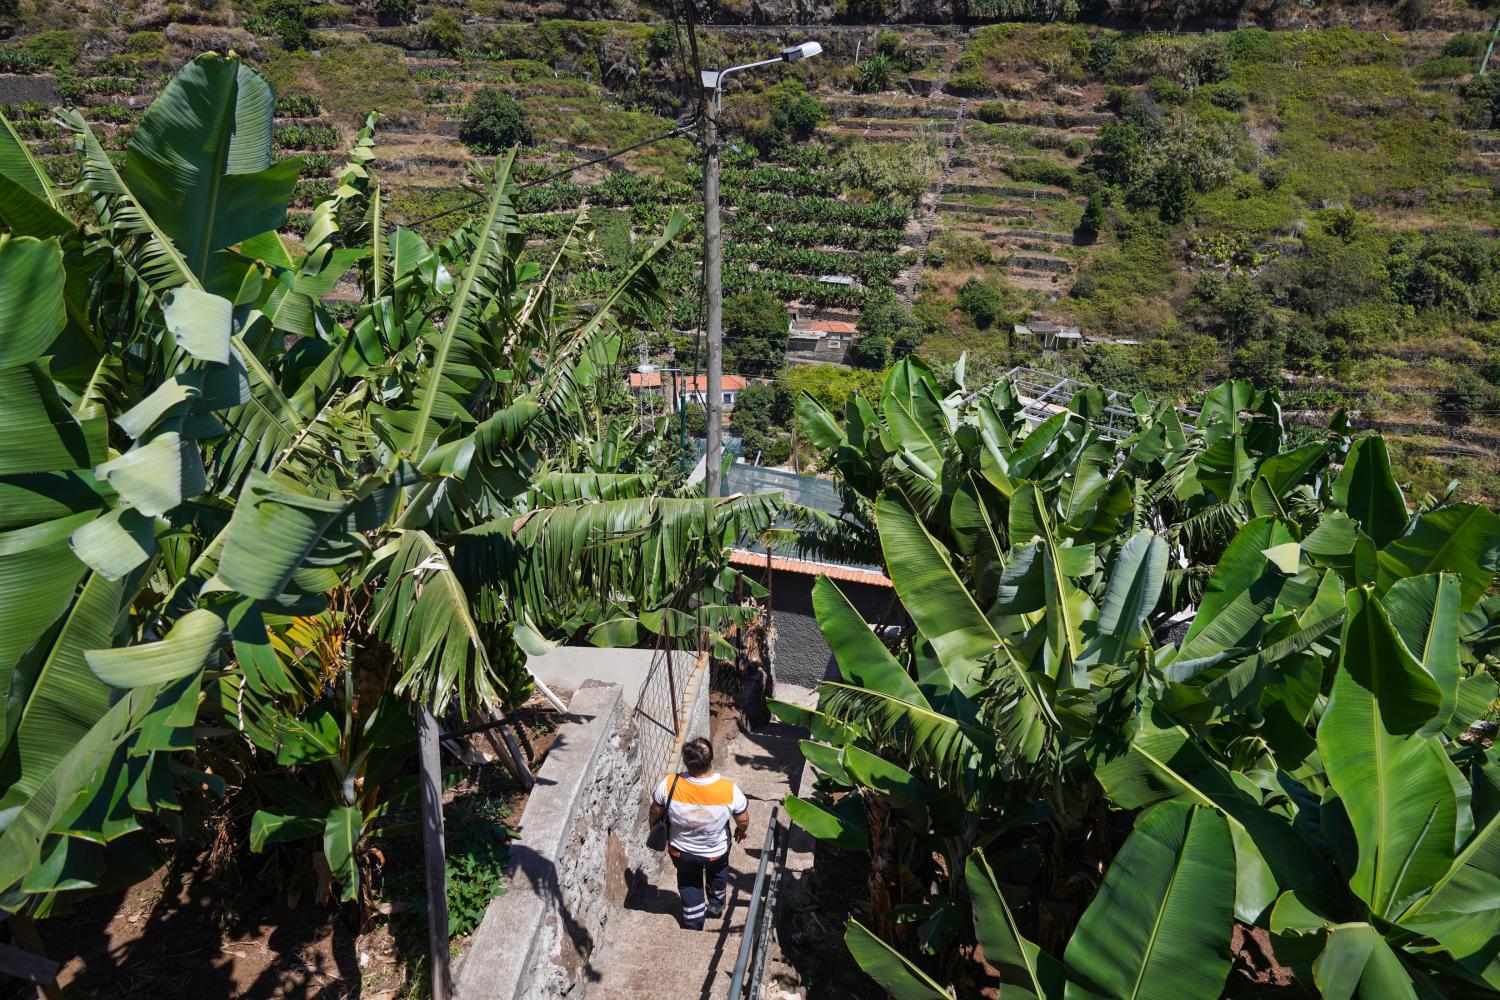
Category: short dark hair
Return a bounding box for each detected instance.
[682,738,713,774]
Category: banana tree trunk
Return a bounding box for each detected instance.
[417,702,452,1000]
[5,915,62,1000]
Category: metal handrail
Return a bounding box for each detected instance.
[726,805,780,999]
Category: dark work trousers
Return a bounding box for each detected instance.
[671,849,729,930]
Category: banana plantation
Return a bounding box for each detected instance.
[784,363,1500,997]
[2,50,1500,1000]
[0,50,778,984]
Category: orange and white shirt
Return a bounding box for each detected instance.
[653,771,748,858]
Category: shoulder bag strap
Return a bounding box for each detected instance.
[663,774,682,830]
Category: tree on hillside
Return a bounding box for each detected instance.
[958,277,1002,329]
[460,88,533,153]
[766,79,824,144]
[258,0,312,51]
[1077,190,1104,243]
[731,383,794,465]
[1439,369,1495,425]
[421,9,464,54]
[723,290,789,378]
[855,287,922,369]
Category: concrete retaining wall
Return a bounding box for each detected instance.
[455,682,651,1000]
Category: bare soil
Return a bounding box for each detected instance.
[28,694,566,1000]
[778,839,884,1000]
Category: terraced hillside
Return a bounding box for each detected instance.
[3,2,1500,496]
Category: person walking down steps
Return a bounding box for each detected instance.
[648,738,749,930]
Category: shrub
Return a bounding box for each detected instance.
[420,9,464,54]
[647,23,676,57]
[24,30,80,69]
[387,802,515,942]
[1206,81,1246,110]
[975,101,1009,124]
[1077,190,1104,242]
[1228,338,1283,389]
[459,88,533,153]
[1438,370,1494,425]
[1084,35,1118,75]
[1003,157,1074,189]
[958,278,1002,329]
[857,287,922,364]
[1155,163,1193,223]
[947,70,988,96]
[766,79,824,143]
[125,31,166,56]
[1388,229,1500,318]
[1064,136,1088,158]
[371,0,415,26]
[1443,32,1486,59]
[1146,74,1185,105]
[731,383,795,448]
[1082,343,1143,393]
[875,30,912,70]
[256,0,312,51]
[848,333,891,369]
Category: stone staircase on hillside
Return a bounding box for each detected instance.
[930,81,1111,295]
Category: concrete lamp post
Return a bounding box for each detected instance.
[699,40,822,497]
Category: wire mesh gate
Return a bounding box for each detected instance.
[632,635,688,781]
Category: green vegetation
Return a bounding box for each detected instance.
[724,289,790,378]
[460,87,534,153]
[731,382,796,465]
[0,53,779,977]
[789,359,1500,998]
[420,9,466,54]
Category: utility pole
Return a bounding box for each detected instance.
[699,41,822,498]
[702,83,724,498]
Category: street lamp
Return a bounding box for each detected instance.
[699,40,822,497]
[637,362,689,477]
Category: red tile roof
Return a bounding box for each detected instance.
[729,548,893,588]
[630,373,749,392]
[801,320,858,335]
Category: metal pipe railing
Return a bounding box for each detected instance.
[726,805,779,999]
[746,825,782,1000]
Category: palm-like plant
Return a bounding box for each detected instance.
[0,51,778,923]
[787,358,1500,997]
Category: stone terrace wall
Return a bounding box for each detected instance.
[455,681,652,1000]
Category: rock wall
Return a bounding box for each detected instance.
[0,73,59,105]
[455,681,653,1000]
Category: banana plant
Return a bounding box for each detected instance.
[789,360,1500,996]
[0,51,781,919]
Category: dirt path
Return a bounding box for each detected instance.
[591,720,808,1000]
